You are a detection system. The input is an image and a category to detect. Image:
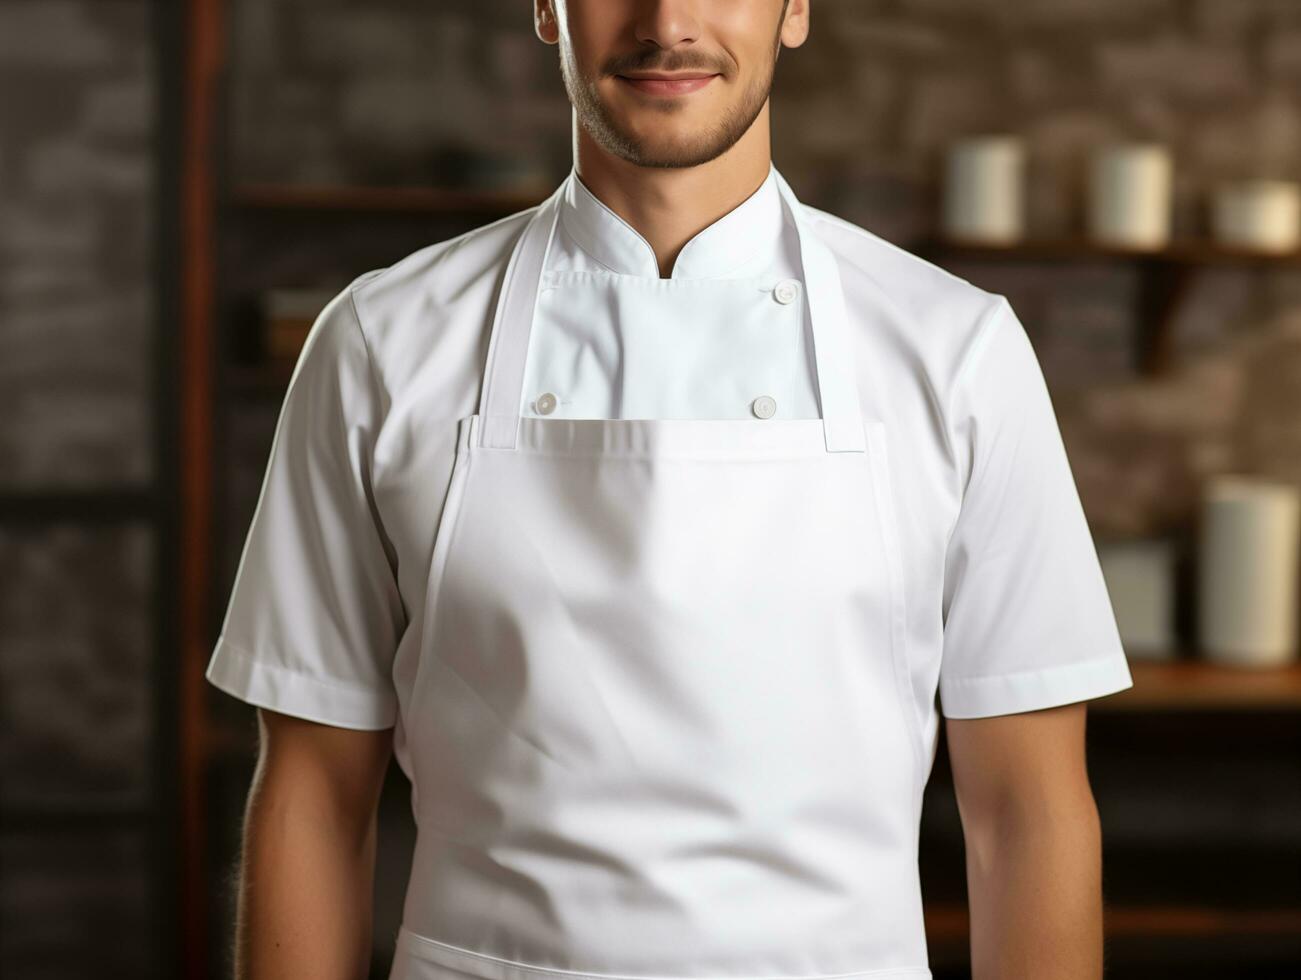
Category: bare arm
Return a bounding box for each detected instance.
[231,708,394,980]
[945,702,1106,980]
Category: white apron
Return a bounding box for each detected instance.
[389,171,931,980]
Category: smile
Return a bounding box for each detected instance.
[616,74,718,97]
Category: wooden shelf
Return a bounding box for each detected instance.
[1096,659,1301,712]
[225,187,1301,263]
[917,234,1301,376]
[924,901,1301,940]
[227,181,550,216]
[922,234,1301,266]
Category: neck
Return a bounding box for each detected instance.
[571,110,774,278]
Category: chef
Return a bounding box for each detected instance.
[206,2,1135,979]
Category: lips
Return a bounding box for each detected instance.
[617,73,718,96]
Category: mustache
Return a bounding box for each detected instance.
[606,52,729,76]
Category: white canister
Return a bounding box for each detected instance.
[1197,475,1301,667]
[1096,537,1177,658]
[1087,142,1173,249]
[942,135,1025,244]
[1210,179,1301,253]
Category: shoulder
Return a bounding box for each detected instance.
[799,202,1007,392]
[349,205,538,332]
[333,204,541,396]
[802,203,1001,335]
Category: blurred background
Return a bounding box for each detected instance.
[2,0,1300,977]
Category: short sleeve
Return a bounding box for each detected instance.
[938,296,1134,718]
[205,274,406,730]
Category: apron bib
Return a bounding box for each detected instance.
[389,171,931,980]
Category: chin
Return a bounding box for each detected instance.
[623,126,703,154]
[620,105,716,135]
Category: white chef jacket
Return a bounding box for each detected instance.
[525,164,822,420]
[205,160,1134,780]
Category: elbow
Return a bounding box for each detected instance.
[959,779,1103,877]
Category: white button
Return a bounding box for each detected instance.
[535,392,558,415]
[773,279,800,304]
[751,395,777,419]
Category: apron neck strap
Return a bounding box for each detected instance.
[477,167,865,454]
[477,182,565,449]
[770,169,865,453]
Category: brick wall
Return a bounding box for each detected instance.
[0,0,154,486]
[0,1,159,977]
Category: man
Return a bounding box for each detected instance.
[206,2,1134,979]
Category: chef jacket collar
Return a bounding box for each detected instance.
[558,161,784,279]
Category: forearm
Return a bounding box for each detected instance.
[963,797,1105,980]
[233,771,378,980]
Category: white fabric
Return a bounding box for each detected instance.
[205,161,1134,980]
[381,171,932,978]
[524,164,821,419]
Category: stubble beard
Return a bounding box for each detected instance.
[559,30,783,170]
